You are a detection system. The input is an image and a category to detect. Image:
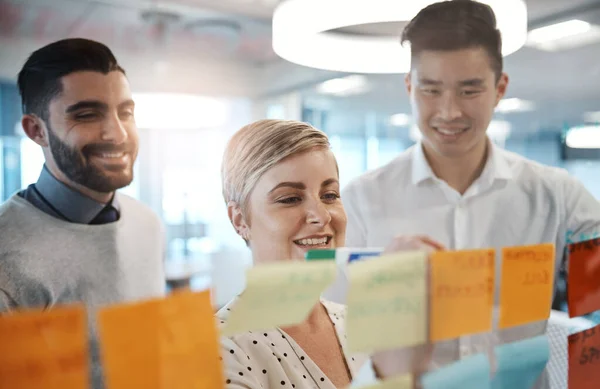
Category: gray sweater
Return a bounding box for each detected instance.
[0,193,166,389]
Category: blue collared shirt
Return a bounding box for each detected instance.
[18,165,120,224]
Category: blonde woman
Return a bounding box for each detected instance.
[218,119,440,388]
[218,119,361,388]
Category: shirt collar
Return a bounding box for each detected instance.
[410,141,436,185]
[411,138,513,186]
[479,140,513,185]
[35,165,120,224]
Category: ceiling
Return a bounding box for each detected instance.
[0,0,281,96]
[0,0,280,64]
[0,0,599,133]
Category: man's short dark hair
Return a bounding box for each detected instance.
[17,38,125,122]
[401,0,503,81]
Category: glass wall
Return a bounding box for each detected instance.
[1,81,599,313]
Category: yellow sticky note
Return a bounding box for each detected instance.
[98,290,224,389]
[499,243,555,329]
[346,251,427,353]
[0,304,89,389]
[355,374,413,389]
[430,249,495,342]
[222,260,336,336]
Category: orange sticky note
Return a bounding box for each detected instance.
[499,243,555,329]
[568,324,600,389]
[568,238,600,317]
[0,304,89,389]
[98,290,225,389]
[430,248,495,342]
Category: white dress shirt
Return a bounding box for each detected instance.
[330,140,600,388]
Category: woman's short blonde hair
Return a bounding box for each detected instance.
[221,119,333,212]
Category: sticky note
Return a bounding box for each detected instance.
[346,251,427,353]
[348,251,382,263]
[568,238,600,317]
[421,353,491,389]
[97,290,224,389]
[430,249,495,342]
[222,260,336,336]
[568,324,600,389]
[0,304,89,389]
[356,374,413,389]
[499,243,555,329]
[305,249,336,260]
[491,335,549,389]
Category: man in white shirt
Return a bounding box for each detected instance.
[337,1,600,387]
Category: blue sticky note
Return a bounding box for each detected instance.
[348,251,381,263]
[421,353,491,389]
[491,335,550,389]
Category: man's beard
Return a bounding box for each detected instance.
[47,125,134,193]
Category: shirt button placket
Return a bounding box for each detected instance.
[454,202,467,249]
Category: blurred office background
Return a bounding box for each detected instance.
[0,0,599,313]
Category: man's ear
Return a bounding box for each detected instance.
[405,72,412,96]
[494,72,509,106]
[21,114,49,147]
[227,201,250,242]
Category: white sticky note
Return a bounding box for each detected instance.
[346,251,428,353]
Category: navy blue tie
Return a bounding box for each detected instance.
[90,205,119,224]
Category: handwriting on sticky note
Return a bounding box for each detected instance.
[346,251,427,353]
[568,237,600,317]
[421,353,491,389]
[491,335,549,389]
[430,249,495,342]
[98,290,224,389]
[356,374,413,389]
[499,243,555,329]
[569,324,600,389]
[222,260,336,336]
[0,304,89,389]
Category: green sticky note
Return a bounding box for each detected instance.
[305,249,336,261]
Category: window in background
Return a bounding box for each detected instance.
[366,135,379,171]
[377,137,411,168]
[133,93,230,130]
[331,135,412,189]
[330,135,367,189]
[319,110,417,188]
[20,137,44,187]
[162,169,211,261]
[267,104,285,119]
[158,128,242,262]
[117,161,140,200]
[129,94,253,303]
[565,160,600,199]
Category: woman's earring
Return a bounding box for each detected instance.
[238,230,249,241]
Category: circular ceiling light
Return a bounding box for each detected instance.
[272,0,528,74]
